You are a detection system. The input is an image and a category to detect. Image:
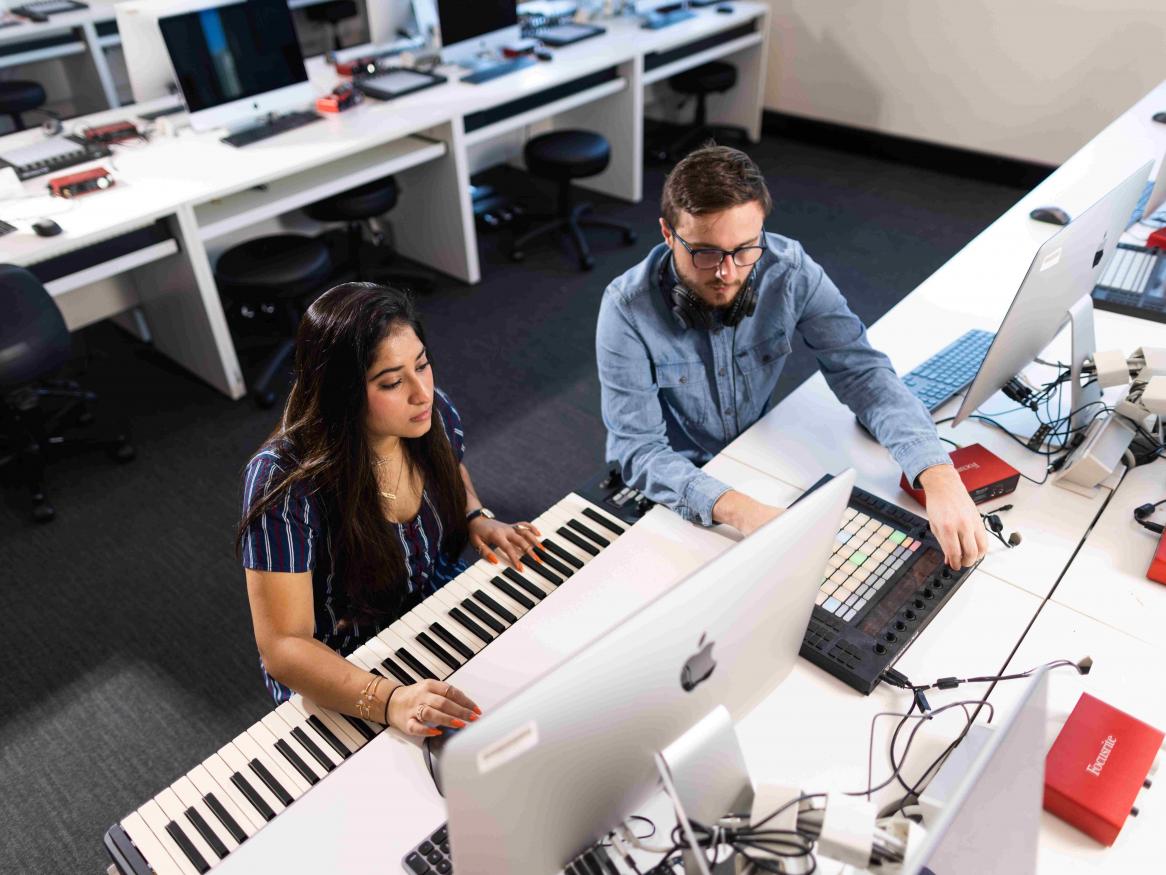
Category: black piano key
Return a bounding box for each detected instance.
[543,538,584,569]
[165,819,211,873]
[185,806,229,859]
[342,714,378,742]
[491,576,536,609]
[583,507,625,535]
[396,647,439,681]
[416,632,462,670]
[502,568,547,600]
[230,771,276,822]
[430,622,475,660]
[532,547,572,578]
[464,596,509,630]
[449,606,493,643]
[567,518,609,547]
[275,739,320,786]
[307,715,352,760]
[107,824,152,875]
[525,557,565,586]
[248,758,294,807]
[203,792,248,844]
[291,727,336,774]
[380,656,417,686]
[557,526,599,556]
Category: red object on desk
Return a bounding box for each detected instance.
[1044,693,1163,846]
[1146,527,1166,584]
[1147,227,1166,250]
[899,443,1020,506]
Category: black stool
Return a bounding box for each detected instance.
[0,80,46,132]
[0,264,134,522]
[511,130,637,271]
[305,0,357,52]
[305,176,434,293]
[652,61,748,161]
[215,235,333,408]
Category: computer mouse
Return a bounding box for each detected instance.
[535,47,553,61]
[1028,205,1070,226]
[716,3,734,11]
[1153,111,1166,125]
[32,218,62,237]
[422,724,464,797]
[23,10,48,23]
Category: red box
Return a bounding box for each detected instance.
[1147,527,1166,585]
[1044,693,1163,845]
[899,443,1020,506]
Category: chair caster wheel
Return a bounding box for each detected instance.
[623,229,638,245]
[580,255,595,271]
[254,391,277,409]
[32,503,55,523]
[112,442,136,463]
[510,250,526,262]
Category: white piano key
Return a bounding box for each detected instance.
[136,799,203,875]
[218,740,289,817]
[285,695,364,753]
[154,786,223,866]
[429,578,512,629]
[120,809,187,875]
[195,756,263,835]
[383,622,452,679]
[427,586,501,643]
[246,723,314,793]
[262,710,338,777]
[171,773,243,852]
[566,492,628,532]
[411,599,484,653]
[461,565,535,616]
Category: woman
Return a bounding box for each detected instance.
[237,282,542,736]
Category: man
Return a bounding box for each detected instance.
[595,145,986,568]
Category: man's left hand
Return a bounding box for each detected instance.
[918,464,988,569]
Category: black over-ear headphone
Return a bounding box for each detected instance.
[659,251,760,331]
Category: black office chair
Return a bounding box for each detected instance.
[305,0,358,52]
[0,80,46,132]
[304,175,434,293]
[650,61,748,161]
[215,235,334,408]
[0,265,134,523]
[511,130,637,271]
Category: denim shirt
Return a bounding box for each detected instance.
[595,232,951,525]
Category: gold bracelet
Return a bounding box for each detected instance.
[356,675,382,721]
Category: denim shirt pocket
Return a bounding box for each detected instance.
[656,360,708,426]
[735,331,793,407]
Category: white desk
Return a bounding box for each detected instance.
[0,3,769,400]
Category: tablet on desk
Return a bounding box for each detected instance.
[354,68,447,101]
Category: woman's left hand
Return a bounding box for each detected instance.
[468,517,543,570]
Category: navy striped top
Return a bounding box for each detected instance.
[241,388,468,703]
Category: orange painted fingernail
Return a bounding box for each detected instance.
[468,713,479,722]
[516,563,524,571]
[533,553,544,564]
[427,728,443,736]
[473,706,482,715]
[486,553,498,564]
[451,719,466,729]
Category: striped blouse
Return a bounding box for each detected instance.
[241,388,468,703]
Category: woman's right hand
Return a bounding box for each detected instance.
[387,678,481,737]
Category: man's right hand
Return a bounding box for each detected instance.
[712,490,783,536]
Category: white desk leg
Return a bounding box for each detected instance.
[557,55,644,204]
[393,120,480,285]
[708,13,769,144]
[132,208,247,400]
[79,21,120,109]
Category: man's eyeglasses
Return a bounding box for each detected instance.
[667,222,765,271]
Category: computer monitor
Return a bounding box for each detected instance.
[117,0,190,103]
[435,0,519,67]
[1132,154,1166,229]
[902,668,1049,875]
[953,161,1153,434]
[158,0,314,134]
[437,469,857,873]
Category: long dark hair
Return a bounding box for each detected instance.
[236,282,468,620]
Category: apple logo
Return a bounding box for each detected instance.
[680,633,717,692]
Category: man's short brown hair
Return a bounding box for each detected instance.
[660,144,772,228]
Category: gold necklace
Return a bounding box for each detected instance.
[375,455,405,502]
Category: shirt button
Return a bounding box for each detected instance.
[679,376,687,384]
[762,354,772,362]
[718,368,726,376]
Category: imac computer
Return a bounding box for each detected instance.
[157,0,314,135]
[953,161,1152,440]
[432,470,856,873]
[435,0,520,68]
[902,668,1049,875]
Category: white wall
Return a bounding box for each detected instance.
[764,0,1166,166]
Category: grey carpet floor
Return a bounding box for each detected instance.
[0,133,1028,874]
